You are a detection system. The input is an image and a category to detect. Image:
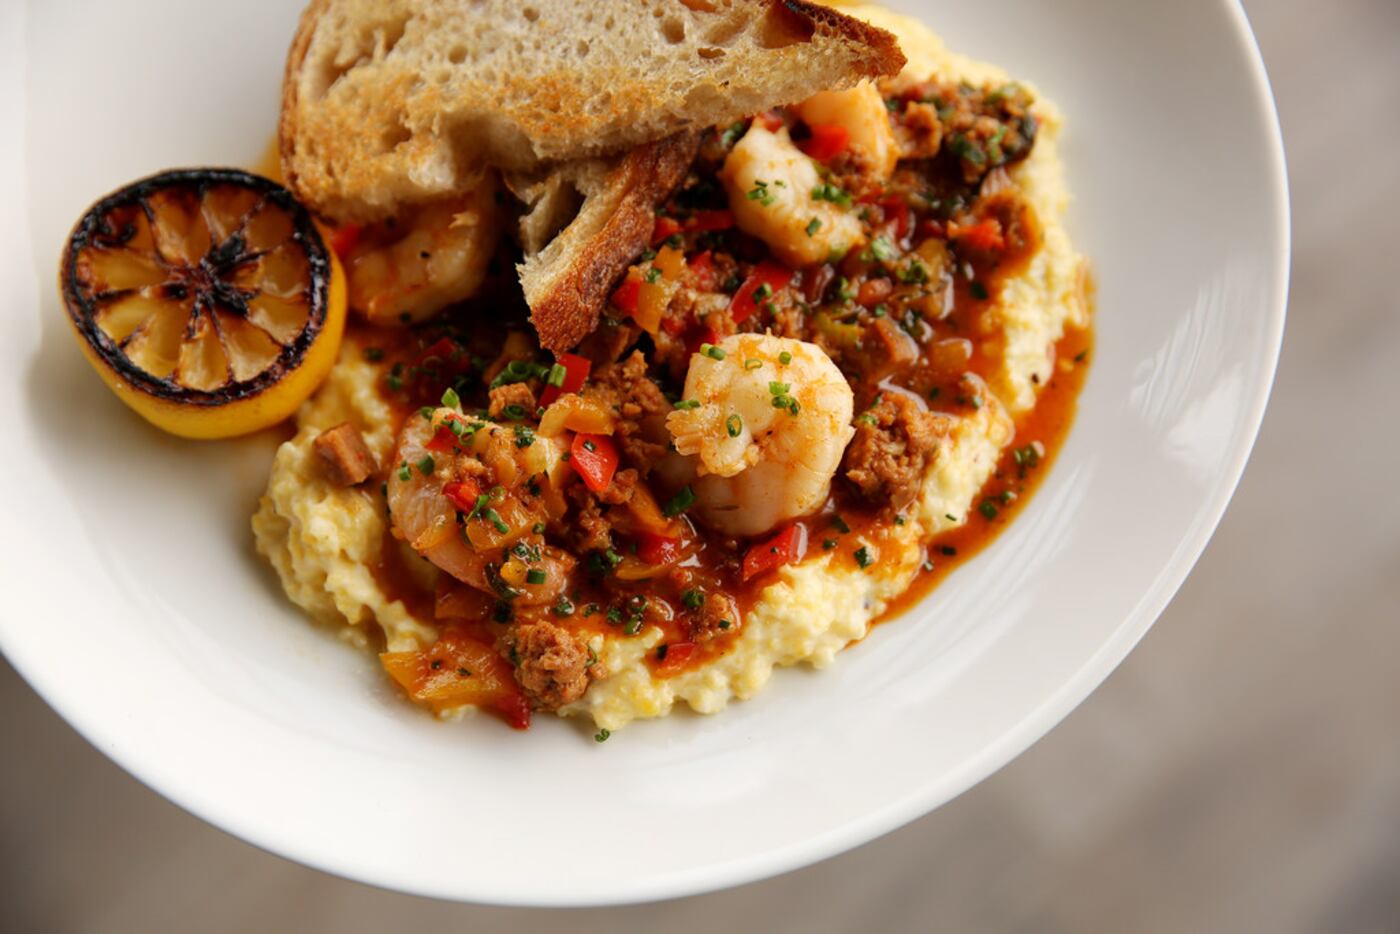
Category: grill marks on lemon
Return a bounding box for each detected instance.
[61,169,347,439]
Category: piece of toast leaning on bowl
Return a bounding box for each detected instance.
[59,0,1091,734]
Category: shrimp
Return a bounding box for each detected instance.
[720,125,864,268]
[345,176,503,326]
[665,334,855,538]
[386,406,574,606]
[793,80,900,180]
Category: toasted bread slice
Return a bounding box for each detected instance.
[280,0,904,223]
[516,133,701,354]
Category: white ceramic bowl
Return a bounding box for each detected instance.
[0,0,1286,906]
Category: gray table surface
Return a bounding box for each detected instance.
[5,1,1398,931]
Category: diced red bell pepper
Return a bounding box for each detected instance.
[611,274,641,316]
[327,224,361,258]
[651,216,683,246]
[416,337,458,368]
[916,218,947,240]
[442,479,481,513]
[492,692,532,731]
[798,123,851,162]
[688,250,718,292]
[729,260,793,323]
[685,325,720,357]
[880,197,912,240]
[425,414,470,453]
[635,531,682,566]
[655,641,698,675]
[539,352,592,406]
[949,217,1007,252]
[741,524,806,581]
[570,433,619,493]
[685,209,735,233]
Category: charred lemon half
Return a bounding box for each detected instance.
[60,168,346,439]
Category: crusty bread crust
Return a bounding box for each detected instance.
[521,132,701,355]
[279,0,904,223]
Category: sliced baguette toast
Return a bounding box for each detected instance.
[514,132,701,354]
[281,0,904,223]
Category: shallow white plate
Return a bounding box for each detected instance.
[0,0,1286,906]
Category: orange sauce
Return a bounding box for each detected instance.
[880,321,1093,624]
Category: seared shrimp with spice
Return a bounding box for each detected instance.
[342,178,503,326]
[386,397,574,605]
[665,334,855,537]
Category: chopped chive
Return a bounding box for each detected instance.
[769,381,790,395]
[744,358,763,370]
[674,399,701,410]
[526,569,547,585]
[829,515,851,533]
[546,363,567,387]
[440,387,461,409]
[871,236,898,262]
[822,538,838,549]
[970,281,990,301]
[397,462,411,482]
[595,729,611,743]
[805,217,822,236]
[778,351,792,365]
[415,455,435,475]
[854,546,873,569]
[979,500,999,520]
[363,347,385,362]
[753,282,773,301]
[681,589,704,610]
[663,486,696,517]
[645,267,662,284]
[726,413,743,437]
[482,508,510,534]
[701,343,727,360]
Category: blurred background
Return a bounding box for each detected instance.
[4,0,1397,931]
